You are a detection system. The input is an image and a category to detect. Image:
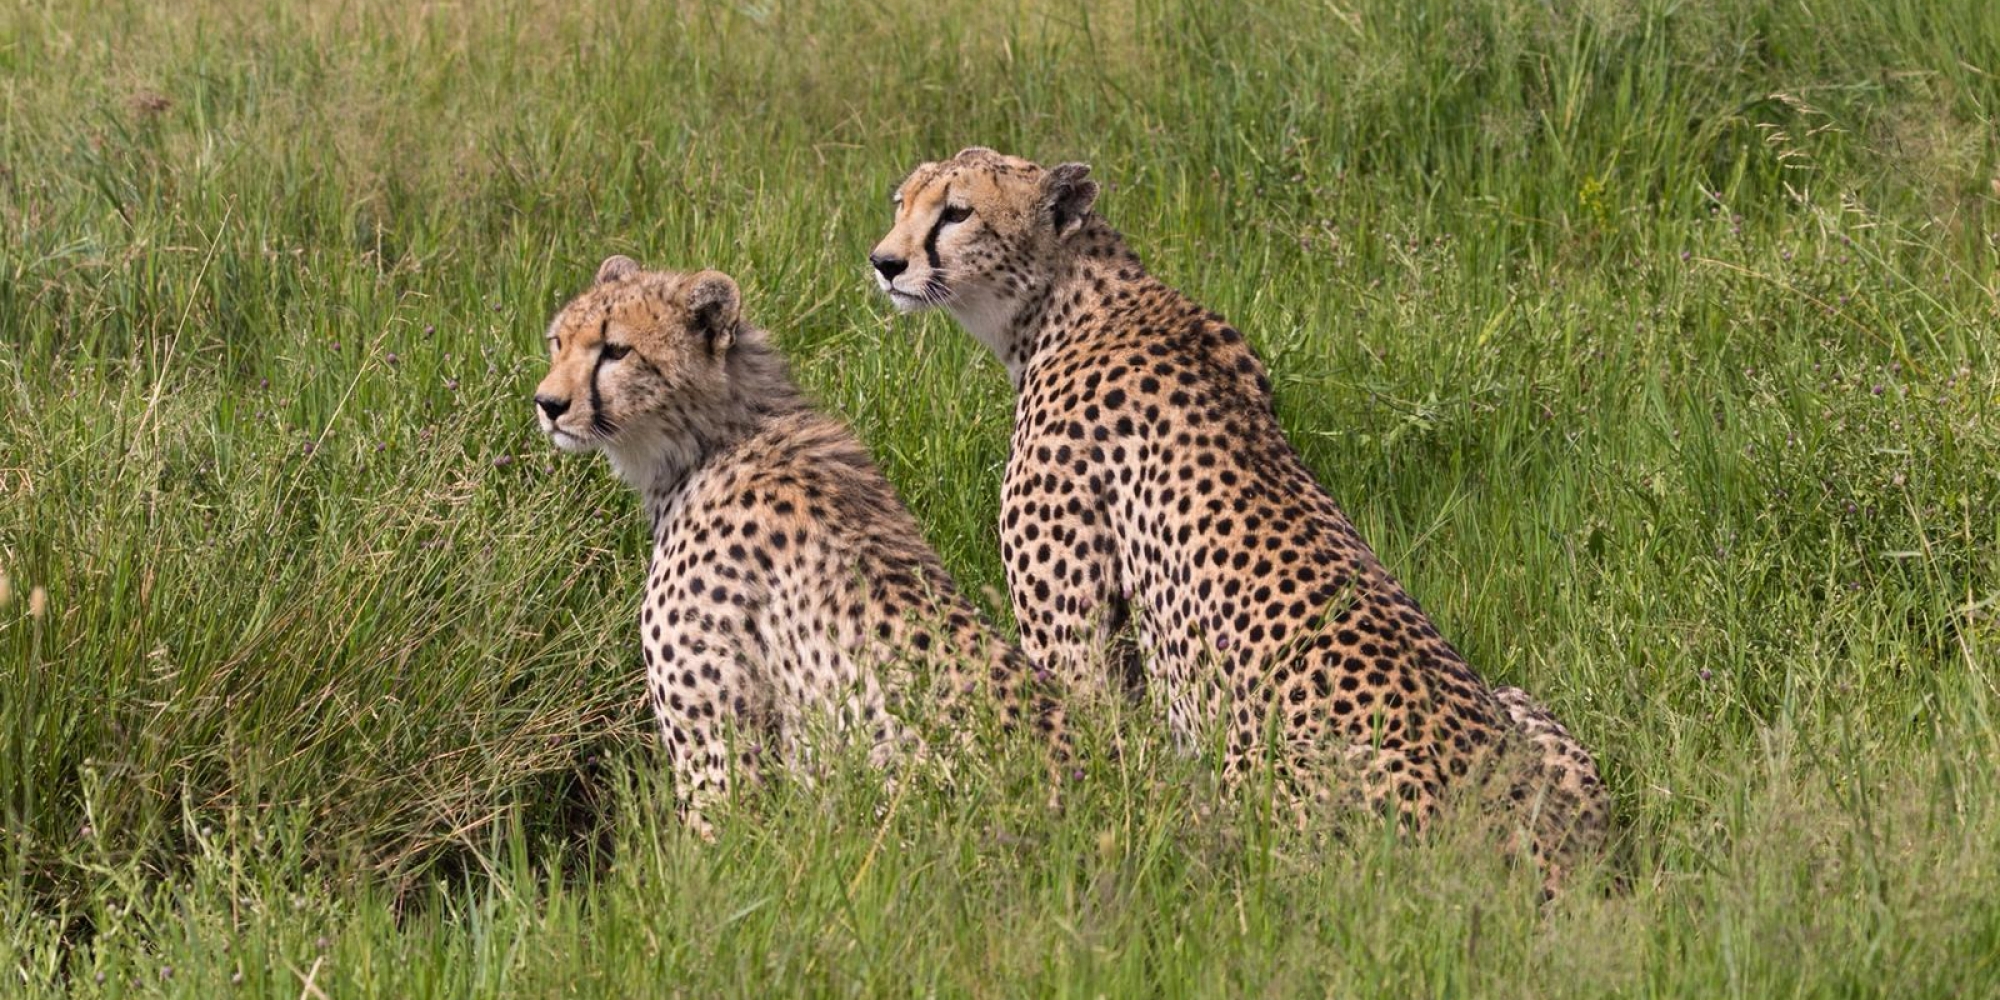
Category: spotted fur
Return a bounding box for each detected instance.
[870,150,1607,890]
[536,256,1063,836]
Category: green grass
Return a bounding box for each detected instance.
[5,0,2000,994]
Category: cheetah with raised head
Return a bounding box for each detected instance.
[869,149,1607,889]
[535,255,1062,835]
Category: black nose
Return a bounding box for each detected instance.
[870,254,907,281]
[535,395,569,420]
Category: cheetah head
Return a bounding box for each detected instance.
[534,256,746,478]
[868,148,1097,349]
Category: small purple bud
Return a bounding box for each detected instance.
[424,324,436,336]
[1679,250,1691,262]
[301,440,315,455]
[330,342,340,352]
[1071,768,1086,781]
[493,454,514,467]
[1871,385,1884,396]
[445,379,460,391]
[1699,669,1712,682]
[386,353,399,365]
[1215,635,1230,650]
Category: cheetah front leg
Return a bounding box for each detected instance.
[644,602,771,840]
[1000,451,1138,703]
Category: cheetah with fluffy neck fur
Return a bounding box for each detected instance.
[869,150,1606,889]
[536,255,1062,834]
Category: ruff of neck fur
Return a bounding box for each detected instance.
[602,329,806,514]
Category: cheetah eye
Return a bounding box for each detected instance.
[602,342,631,361]
[940,204,973,225]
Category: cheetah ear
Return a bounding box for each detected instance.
[1038,162,1098,238]
[595,255,640,285]
[953,146,998,160]
[683,270,741,355]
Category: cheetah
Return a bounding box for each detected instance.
[534,255,1062,835]
[868,149,1607,890]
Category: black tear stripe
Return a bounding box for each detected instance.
[922,187,951,272]
[922,216,945,272]
[589,349,616,437]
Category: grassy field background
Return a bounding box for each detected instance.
[4,0,1999,995]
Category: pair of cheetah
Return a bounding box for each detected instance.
[533,150,1607,888]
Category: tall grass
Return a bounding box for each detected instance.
[3,0,1998,994]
